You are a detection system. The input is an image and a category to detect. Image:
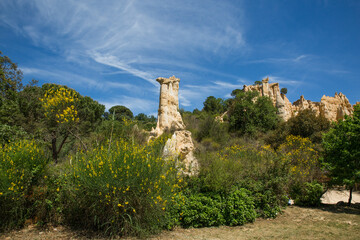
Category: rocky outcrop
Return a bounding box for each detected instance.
[243,78,354,122]
[319,93,353,121]
[163,130,199,175]
[151,76,185,137]
[243,77,293,121]
[151,76,198,175]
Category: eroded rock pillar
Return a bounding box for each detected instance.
[150,76,198,175]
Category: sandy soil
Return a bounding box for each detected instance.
[321,189,360,204]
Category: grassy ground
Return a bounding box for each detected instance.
[1,204,359,240]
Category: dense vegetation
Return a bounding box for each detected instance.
[1,50,359,237]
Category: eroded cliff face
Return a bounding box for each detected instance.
[150,76,198,175]
[243,78,354,122]
[243,77,293,121]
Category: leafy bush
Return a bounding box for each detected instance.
[194,144,288,218]
[62,136,182,236]
[0,140,48,230]
[196,114,229,144]
[0,124,28,145]
[290,181,324,207]
[178,193,225,228]
[224,189,256,226]
[170,188,255,228]
[265,109,330,149]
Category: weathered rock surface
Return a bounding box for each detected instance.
[163,130,199,175]
[243,78,354,122]
[151,76,185,137]
[151,76,198,175]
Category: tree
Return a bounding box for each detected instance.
[230,89,242,97]
[203,96,226,114]
[322,105,360,205]
[40,84,104,163]
[135,113,156,131]
[254,80,262,85]
[287,109,330,143]
[280,88,288,95]
[0,51,23,125]
[228,90,279,135]
[109,105,133,121]
[265,109,330,149]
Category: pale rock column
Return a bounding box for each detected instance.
[151,76,185,137]
[262,77,270,97]
[150,76,198,175]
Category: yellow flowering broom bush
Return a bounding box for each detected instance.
[279,135,321,183]
[62,135,183,236]
[0,139,48,230]
[278,135,324,206]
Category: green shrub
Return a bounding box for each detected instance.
[196,114,229,144]
[179,193,225,228]
[291,181,324,207]
[61,136,182,237]
[224,188,256,226]
[0,124,28,145]
[170,188,256,228]
[194,143,289,218]
[0,139,48,230]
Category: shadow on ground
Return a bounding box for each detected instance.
[315,203,360,215]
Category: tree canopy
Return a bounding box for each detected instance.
[280,88,288,95]
[228,90,279,135]
[109,105,133,121]
[0,51,23,125]
[322,105,360,205]
[203,96,226,114]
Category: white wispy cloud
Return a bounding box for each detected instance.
[0,0,248,111]
[246,54,310,65]
[21,67,141,92]
[0,0,245,75]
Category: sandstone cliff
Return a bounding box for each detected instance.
[150,76,198,175]
[243,78,354,122]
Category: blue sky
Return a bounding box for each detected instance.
[0,0,359,115]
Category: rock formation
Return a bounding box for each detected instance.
[162,130,199,175]
[243,77,293,121]
[243,78,354,122]
[150,76,185,137]
[151,76,198,175]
